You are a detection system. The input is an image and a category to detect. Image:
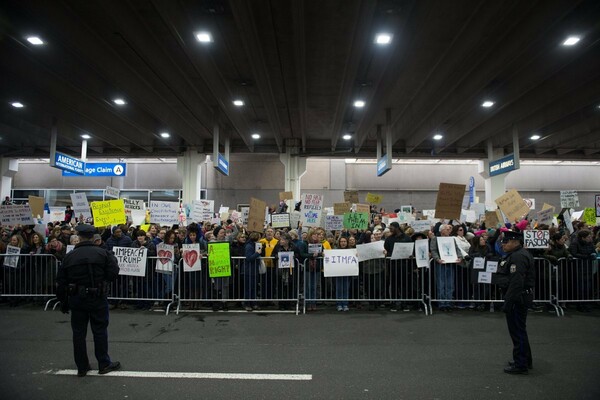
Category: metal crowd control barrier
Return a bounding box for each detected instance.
[107,256,178,315]
[556,257,599,313]
[302,257,430,315]
[0,254,60,310]
[176,257,301,315]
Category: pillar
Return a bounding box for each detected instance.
[279,149,307,202]
[0,157,19,200]
[478,142,506,208]
[177,148,205,206]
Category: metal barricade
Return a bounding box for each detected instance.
[556,257,599,312]
[107,256,178,315]
[534,258,562,316]
[0,254,60,310]
[176,257,301,315]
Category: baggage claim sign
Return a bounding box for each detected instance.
[62,162,127,177]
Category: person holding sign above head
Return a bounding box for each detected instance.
[493,230,535,375]
[55,224,121,377]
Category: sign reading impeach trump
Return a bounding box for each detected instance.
[115,247,148,277]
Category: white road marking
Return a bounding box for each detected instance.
[44,369,312,380]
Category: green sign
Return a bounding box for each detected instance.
[208,242,231,278]
[343,212,369,230]
[582,208,597,226]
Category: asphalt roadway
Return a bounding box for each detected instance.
[0,303,599,400]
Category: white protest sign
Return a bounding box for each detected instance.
[49,207,65,222]
[472,257,485,270]
[300,193,324,227]
[192,200,214,223]
[397,212,414,224]
[560,190,579,208]
[182,243,201,272]
[308,243,322,255]
[114,247,148,277]
[325,215,344,231]
[356,241,385,262]
[461,209,477,223]
[156,243,175,274]
[150,201,179,225]
[410,220,431,233]
[536,207,554,226]
[218,206,229,215]
[278,252,294,269]
[240,207,250,225]
[270,213,291,229]
[123,199,145,211]
[323,249,359,277]
[66,245,75,254]
[105,186,120,199]
[414,239,430,268]
[390,242,414,260]
[422,210,436,219]
[523,230,550,249]
[562,209,573,232]
[3,245,21,268]
[70,193,92,220]
[436,237,459,263]
[478,271,492,284]
[470,203,486,219]
[0,205,34,225]
[486,260,498,273]
[289,211,300,229]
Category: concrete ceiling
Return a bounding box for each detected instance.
[0,0,599,160]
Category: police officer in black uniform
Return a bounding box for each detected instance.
[494,230,535,375]
[56,224,121,377]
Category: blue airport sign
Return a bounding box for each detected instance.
[53,152,85,175]
[468,176,475,204]
[214,153,229,176]
[62,162,127,177]
[489,153,518,177]
[377,155,391,177]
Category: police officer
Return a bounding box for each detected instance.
[494,230,535,375]
[56,224,121,377]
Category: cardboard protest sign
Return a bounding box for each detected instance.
[0,204,34,226]
[434,183,466,220]
[333,202,351,216]
[365,193,383,204]
[355,203,370,214]
[495,189,530,222]
[343,212,368,230]
[484,210,501,228]
[115,247,148,277]
[323,249,359,277]
[414,239,429,268]
[149,201,179,225]
[182,243,201,272]
[156,243,175,274]
[325,215,344,231]
[70,193,93,220]
[524,230,550,249]
[390,242,414,260]
[271,213,291,228]
[356,241,385,262]
[279,191,294,201]
[344,190,359,204]
[247,198,267,232]
[105,186,120,199]
[28,196,45,218]
[91,199,126,227]
[560,190,579,208]
[300,193,324,227]
[208,242,231,278]
[3,245,21,268]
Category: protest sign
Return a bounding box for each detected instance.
[3,245,21,268]
[271,213,291,228]
[182,243,201,272]
[240,207,250,224]
[414,239,430,268]
[495,189,530,222]
[300,193,324,227]
[536,207,555,226]
[49,207,65,222]
[192,200,214,223]
[562,209,573,232]
[422,210,436,219]
[484,210,501,228]
[470,203,486,219]
[434,183,466,220]
[560,190,579,208]
[308,243,322,255]
[344,190,359,204]
[524,230,550,249]
[356,241,385,262]
[279,191,294,201]
[247,198,267,232]
[410,220,431,232]
[0,204,34,226]
[149,201,179,225]
[90,199,126,227]
[397,212,414,224]
[115,247,148,277]
[390,242,414,260]
[486,261,498,273]
[325,215,344,231]
[28,196,45,218]
[105,186,120,199]
[289,211,300,229]
[478,272,492,284]
[343,212,368,230]
[582,208,597,226]
[70,193,92,220]
[208,242,231,278]
[333,202,351,216]
[66,245,75,254]
[472,257,485,270]
[156,243,175,274]
[436,237,459,263]
[355,204,370,214]
[323,249,359,277]
[596,195,600,218]
[278,252,294,269]
[461,209,477,223]
[523,198,536,210]
[123,199,145,211]
[365,193,383,204]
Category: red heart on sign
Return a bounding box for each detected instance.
[157,249,173,265]
[183,250,198,268]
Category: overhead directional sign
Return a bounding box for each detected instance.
[52,152,85,175]
[489,153,519,177]
[62,162,127,177]
[214,153,229,176]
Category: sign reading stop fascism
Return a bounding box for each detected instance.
[523,230,549,249]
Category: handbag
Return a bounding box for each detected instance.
[258,259,267,274]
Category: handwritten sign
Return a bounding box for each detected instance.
[536,207,555,226]
[478,272,492,284]
[192,200,214,222]
[355,204,370,214]
[524,230,550,249]
[325,215,344,231]
[3,245,21,268]
[271,213,291,229]
[344,190,359,204]
[115,247,148,277]
[149,201,179,225]
[300,193,324,227]
[434,183,466,220]
[279,191,294,201]
[208,242,231,278]
[323,249,359,277]
[90,199,126,227]
[560,190,579,208]
[156,243,175,274]
[343,212,368,230]
[495,189,530,222]
[410,220,431,232]
[182,243,201,272]
[70,193,92,220]
[365,193,383,204]
[123,199,145,211]
[0,205,34,226]
[247,198,267,232]
[105,186,120,199]
[356,241,385,262]
[334,202,352,216]
[390,242,414,260]
[473,257,485,270]
[28,196,45,218]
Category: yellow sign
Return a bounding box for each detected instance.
[91,199,126,227]
[365,193,383,204]
[208,242,231,278]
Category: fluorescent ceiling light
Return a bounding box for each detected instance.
[481,100,495,108]
[251,133,261,139]
[433,134,443,140]
[562,36,580,46]
[160,132,170,138]
[375,33,392,45]
[26,36,44,45]
[530,134,541,140]
[11,102,24,108]
[353,100,365,108]
[81,134,91,140]
[342,134,352,140]
[233,100,244,107]
[195,32,213,43]
[113,98,126,105]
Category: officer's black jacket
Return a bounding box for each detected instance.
[494,246,535,305]
[383,233,412,255]
[56,241,119,298]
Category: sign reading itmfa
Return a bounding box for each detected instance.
[63,163,127,177]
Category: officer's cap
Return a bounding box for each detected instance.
[75,224,96,235]
[501,230,523,243]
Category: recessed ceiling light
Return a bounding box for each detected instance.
[113,98,126,105]
[160,132,170,138]
[375,33,392,45]
[10,102,24,108]
[26,36,44,45]
[353,100,365,108]
[481,100,495,108]
[251,133,260,139]
[562,36,580,46]
[195,31,213,43]
[233,99,244,107]
[81,134,91,140]
[530,134,541,140]
[433,134,443,140]
[342,134,352,140]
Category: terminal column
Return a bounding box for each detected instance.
[477,144,506,209]
[177,149,205,206]
[279,148,307,201]
[0,157,19,200]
